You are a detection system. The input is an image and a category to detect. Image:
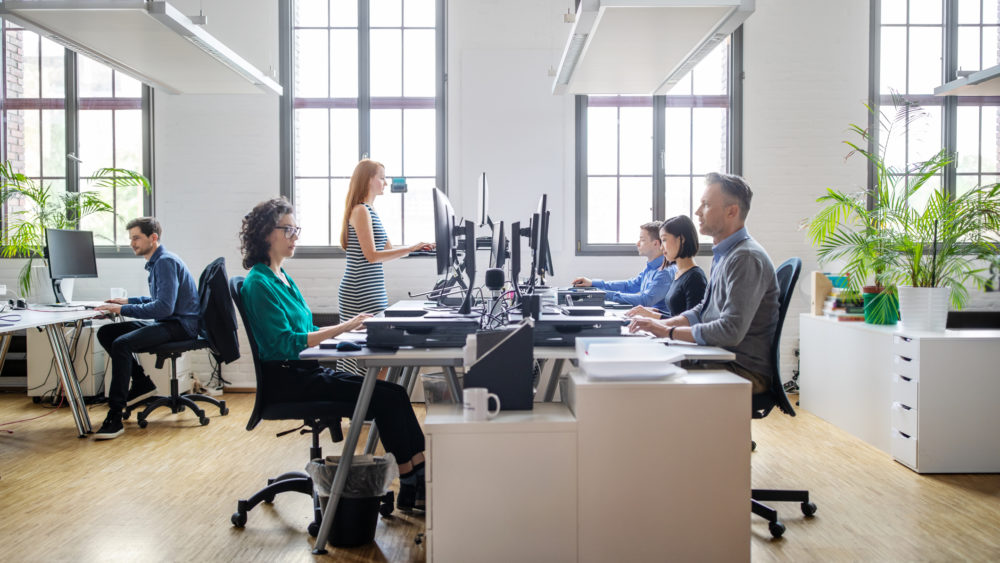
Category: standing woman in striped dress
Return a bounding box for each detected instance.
[338,159,433,375]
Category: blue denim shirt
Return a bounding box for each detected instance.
[120,245,200,337]
[592,255,674,311]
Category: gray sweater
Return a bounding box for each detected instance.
[682,236,779,389]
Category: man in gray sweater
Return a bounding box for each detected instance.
[628,172,778,393]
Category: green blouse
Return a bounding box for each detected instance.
[241,263,318,362]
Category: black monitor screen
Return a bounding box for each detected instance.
[491,220,506,270]
[46,229,98,279]
[432,187,457,275]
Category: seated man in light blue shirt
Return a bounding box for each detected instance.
[572,221,675,311]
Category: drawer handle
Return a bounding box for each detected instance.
[896,356,913,363]
[897,430,912,439]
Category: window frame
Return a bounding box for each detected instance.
[279,0,447,258]
[869,0,1000,206]
[574,27,744,256]
[0,22,154,258]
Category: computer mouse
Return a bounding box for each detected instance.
[335,340,363,352]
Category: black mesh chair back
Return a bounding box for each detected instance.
[752,257,802,420]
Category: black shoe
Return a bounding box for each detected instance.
[126,375,157,406]
[398,482,417,512]
[94,412,124,440]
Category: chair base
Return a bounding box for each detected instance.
[751,488,817,539]
[124,377,228,428]
[231,471,323,534]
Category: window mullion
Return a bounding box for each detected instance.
[64,49,78,203]
[652,95,665,220]
[359,0,371,158]
[942,0,958,198]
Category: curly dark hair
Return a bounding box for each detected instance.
[240,197,294,270]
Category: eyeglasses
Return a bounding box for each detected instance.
[275,225,301,239]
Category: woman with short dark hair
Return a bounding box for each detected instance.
[239,197,427,511]
[626,215,707,321]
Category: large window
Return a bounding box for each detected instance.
[1,21,151,248]
[576,35,740,254]
[876,0,1000,204]
[282,0,444,252]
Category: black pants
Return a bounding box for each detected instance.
[263,361,425,463]
[97,320,191,412]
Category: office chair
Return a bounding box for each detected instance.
[750,257,816,539]
[124,257,234,427]
[227,276,392,537]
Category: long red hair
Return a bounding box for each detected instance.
[340,159,384,249]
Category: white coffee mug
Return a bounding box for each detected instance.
[463,387,500,421]
[110,287,127,300]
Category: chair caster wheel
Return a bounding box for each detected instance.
[801,501,817,517]
[379,500,394,517]
[122,411,131,421]
[751,440,756,451]
[220,405,229,416]
[307,522,319,537]
[137,418,148,429]
[199,416,210,426]
[231,511,247,527]
[414,533,424,545]
[769,520,785,538]
[263,495,275,504]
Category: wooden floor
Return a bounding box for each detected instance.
[0,391,998,562]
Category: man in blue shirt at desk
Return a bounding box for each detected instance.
[93,217,200,440]
[571,221,675,311]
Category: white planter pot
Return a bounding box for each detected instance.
[898,286,951,332]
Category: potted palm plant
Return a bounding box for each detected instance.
[808,96,1000,330]
[0,161,150,299]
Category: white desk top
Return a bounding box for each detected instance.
[0,308,100,333]
[425,402,577,433]
[569,368,749,390]
[801,313,1000,340]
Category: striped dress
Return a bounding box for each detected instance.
[338,203,389,375]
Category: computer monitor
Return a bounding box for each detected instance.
[490,220,507,270]
[527,194,554,289]
[45,228,98,303]
[459,220,477,314]
[510,220,522,302]
[476,172,490,228]
[433,187,458,276]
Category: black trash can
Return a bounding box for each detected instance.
[306,455,396,548]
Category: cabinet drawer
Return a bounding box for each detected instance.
[891,429,917,469]
[891,354,919,379]
[891,374,918,407]
[892,334,920,361]
[891,401,917,437]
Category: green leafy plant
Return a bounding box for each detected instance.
[0,161,151,296]
[807,95,1000,315]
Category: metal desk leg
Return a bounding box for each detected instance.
[0,333,12,375]
[44,324,92,436]
[542,358,566,402]
[362,366,404,455]
[313,364,380,554]
[443,365,461,403]
[401,366,419,396]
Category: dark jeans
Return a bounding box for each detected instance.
[97,320,191,412]
[262,361,425,463]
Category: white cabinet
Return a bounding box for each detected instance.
[27,323,106,397]
[567,370,750,563]
[889,331,1000,473]
[424,404,578,563]
[800,314,1000,473]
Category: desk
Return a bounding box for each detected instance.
[0,308,99,436]
[425,369,750,562]
[301,338,741,556]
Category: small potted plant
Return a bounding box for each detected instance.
[807,95,1000,330]
[0,161,150,298]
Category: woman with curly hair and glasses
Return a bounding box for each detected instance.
[239,197,427,511]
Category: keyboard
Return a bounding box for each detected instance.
[407,250,436,257]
